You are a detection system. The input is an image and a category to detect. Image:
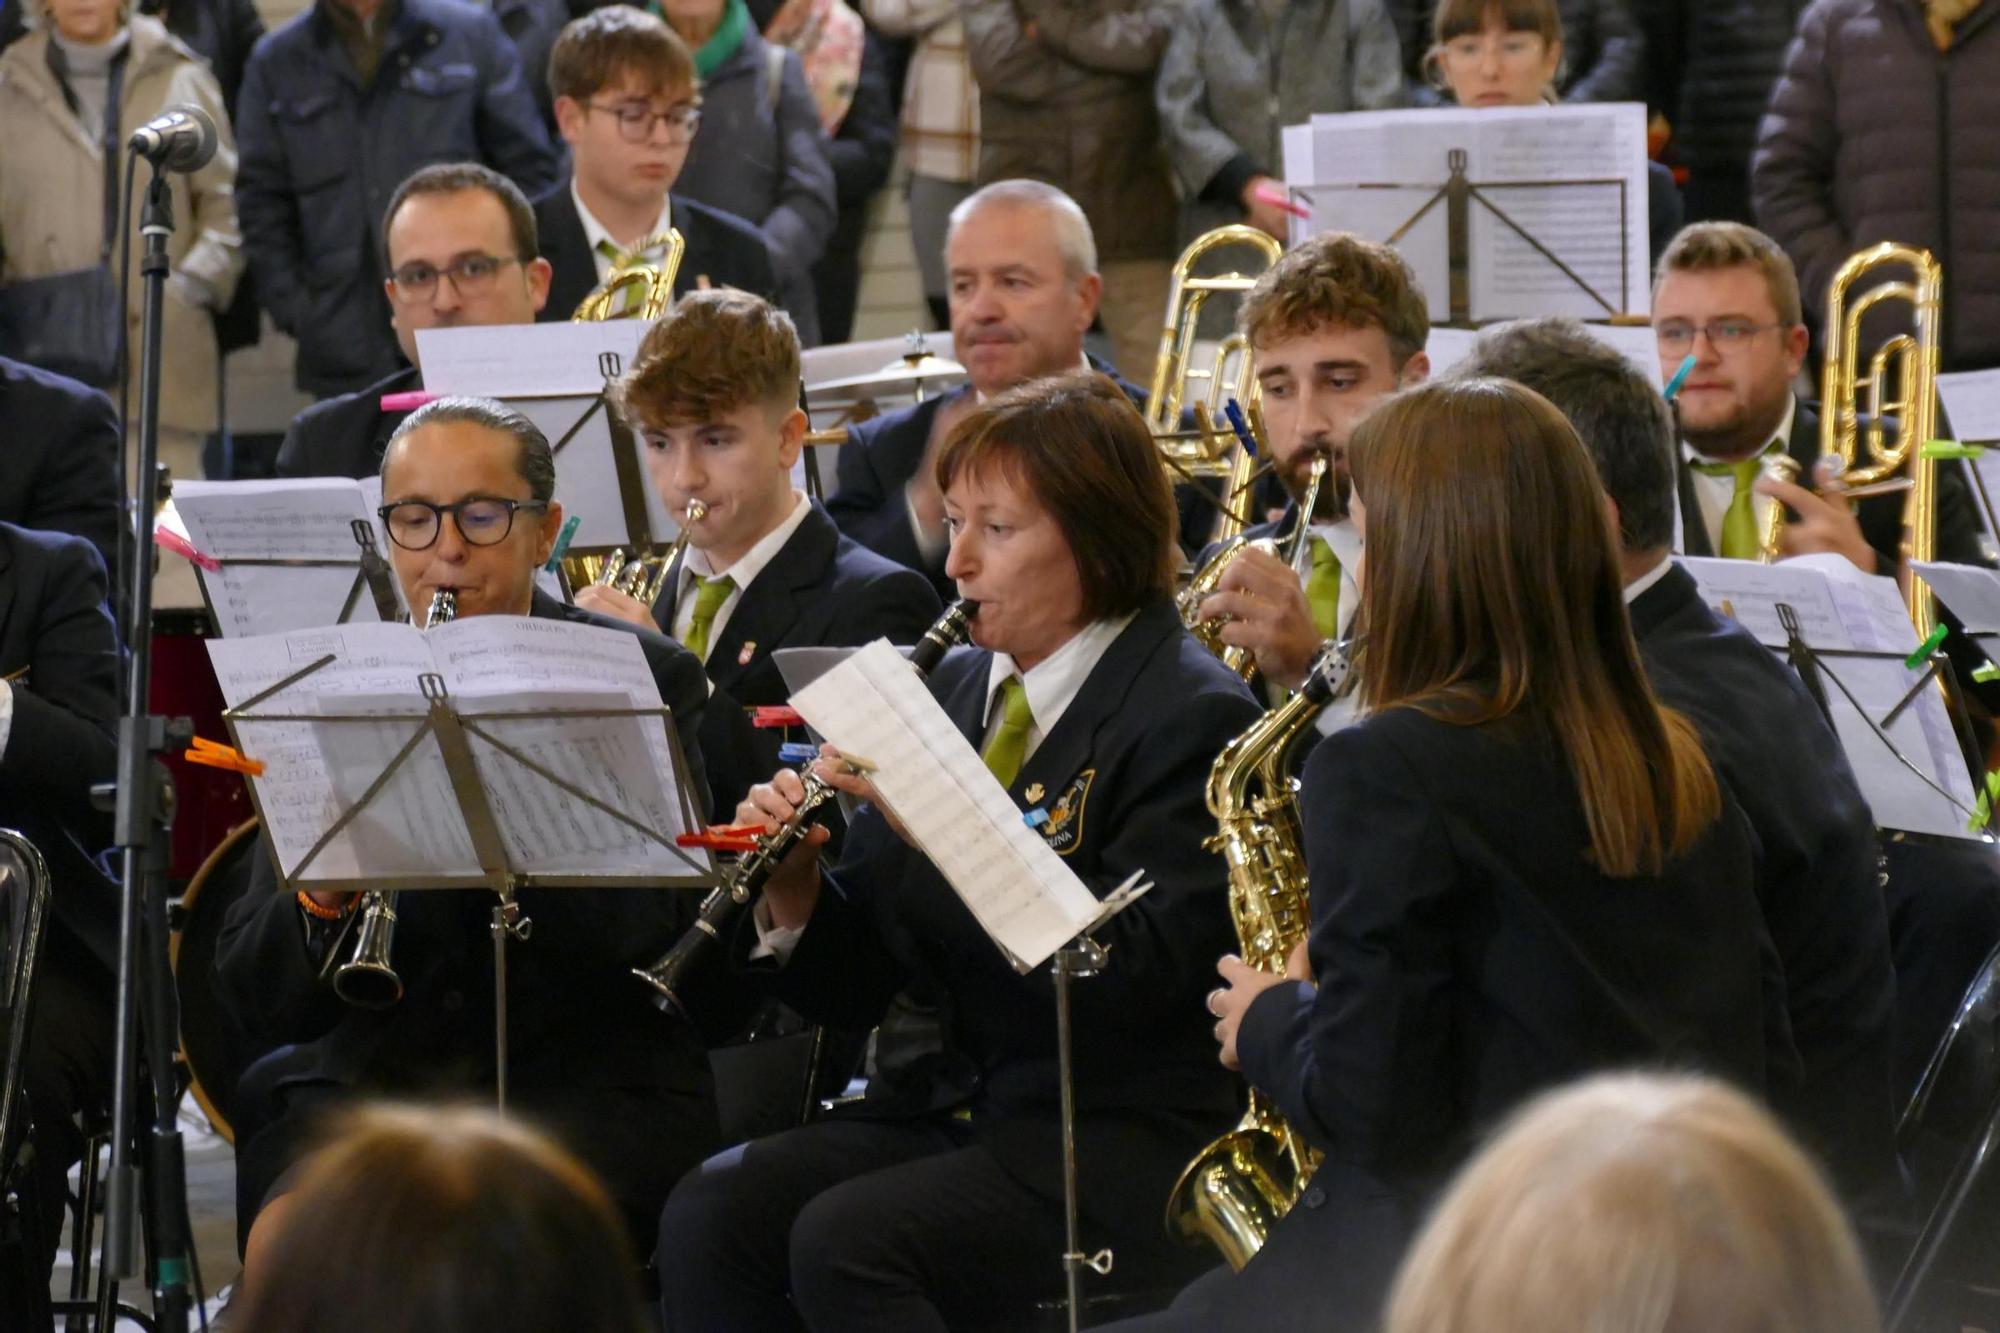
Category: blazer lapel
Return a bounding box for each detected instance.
[703,506,839,693]
[1786,402,1822,473]
[1676,456,1715,558]
[0,535,18,668]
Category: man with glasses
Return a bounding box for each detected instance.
[535,8,779,324]
[276,163,554,481]
[220,396,723,1283]
[1653,220,1986,571]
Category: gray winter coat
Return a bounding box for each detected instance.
[1156,0,1404,242]
[1752,0,2000,371]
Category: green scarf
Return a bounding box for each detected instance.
[649,0,750,78]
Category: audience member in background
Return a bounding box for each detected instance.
[1392,0,1647,101]
[494,0,571,133]
[1383,1073,1879,1333]
[1423,0,1679,258]
[1631,0,1804,224]
[276,164,551,480]
[751,0,898,343]
[0,355,122,580]
[1752,0,2000,372]
[235,0,557,399]
[961,0,1176,381]
[138,0,260,118]
[660,0,837,346]
[864,0,979,330]
[0,0,242,495]
[536,7,779,323]
[1155,0,1403,244]
[230,1104,649,1333]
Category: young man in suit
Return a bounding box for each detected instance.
[536,7,780,324]
[827,178,1210,600]
[221,398,720,1275]
[0,522,122,1325]
[274,163,553,481]
[1453,318,1905,1239]
[0,355,121,580]
[1654,220,1986,569]
[577,289,941,816]
[1190,232,1430,694]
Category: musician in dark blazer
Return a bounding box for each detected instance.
[533,9,782,325]
[578,291,940,817]
[654,373,1261,1329]
[1455,318,1900,1227]
[0,355,121,579]
[275,163,553,481]
[218,399,719,1271]
[0,522,122,1316]
[1141,380,1780,1331]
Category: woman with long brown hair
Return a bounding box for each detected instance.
[1122,377,1780,1330]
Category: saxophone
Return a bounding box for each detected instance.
[1165,637,1356,1269]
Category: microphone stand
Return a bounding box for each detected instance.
[93,161,196,1333]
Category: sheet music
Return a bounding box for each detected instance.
[789,640,1108,971]
[207,618,704,885]
[1913,560,2000,634]
[171,478,398,637]
[1425,320,1663,388]
[1680,557,1978,839]
[1936,370,2000,537]
[1288,104,1650,321]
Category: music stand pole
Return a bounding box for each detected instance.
[1053,936,1113,1333]
[490,884,530,1113]
[98,161,194,1333]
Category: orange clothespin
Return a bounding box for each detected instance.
[185,735,264,776]
[751,705,805,729]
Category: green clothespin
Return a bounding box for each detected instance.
[1975,662,2000,685]
[1973,770,2000,833]
[1923,439,1986,461]
[1904,623,1948,669]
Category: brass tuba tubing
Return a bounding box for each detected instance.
[632,599,979,1021]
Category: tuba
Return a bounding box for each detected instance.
[1166,638,1356,1268]
[572,229,686,322]
[1179,457,1326,683]
[1820,242,1944,639]
[1148,227,1284,487]
[329,587,456,1008]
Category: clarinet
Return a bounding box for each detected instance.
[633,599,979,1020]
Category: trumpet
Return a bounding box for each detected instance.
[571,499,709,609]
[1179,457,1327,682]
[329,586,456,1008]
[633,599,979,1019]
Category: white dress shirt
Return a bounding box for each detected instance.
[0,682,13,759]
[1623,553,1676,605]
[573,181,674,286]
[1683,395,1796,557]
[670,490,814,663]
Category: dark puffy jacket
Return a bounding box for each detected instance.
[1391,0,1647,102]
[1634,0,1804,223]
[235,0,558,397]
[1752,0,2000,371]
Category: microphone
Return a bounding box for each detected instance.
[127,105,218,172]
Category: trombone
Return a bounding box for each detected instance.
[572,228,685,322]
[1149,227,1284,489]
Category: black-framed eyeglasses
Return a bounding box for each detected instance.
[1655,319,1784,353]
[388,254,524,303]
[586,100,703,144]
[377,498,549,550]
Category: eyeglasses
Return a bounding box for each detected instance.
[377,498,549,551]
[1655,320,1785,353]
[587,101,703,145]
[388,254,523,303]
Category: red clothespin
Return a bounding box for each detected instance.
[675,822,765,853]
[380,390,438,413]
[751,705,806,729]
[154,527,222,572]
[1251,183,1312,220]
[185,736,264,775]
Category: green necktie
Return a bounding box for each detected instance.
[981,675,1035,789]
[1305,536,1342,639]
[1690,452,1770,559]
[682,573,734,661]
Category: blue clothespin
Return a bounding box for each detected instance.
[1222,399,1258,457]
[1663,354,1697,402]
[1023,808,1050,828]
[778,742,818,765]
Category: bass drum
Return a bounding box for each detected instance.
[169,818,265,1143]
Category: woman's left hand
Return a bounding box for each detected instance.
[1208,953,1288,1072]
[811,743,917,847]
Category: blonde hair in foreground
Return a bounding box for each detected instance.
[1383,1073,1880,1333]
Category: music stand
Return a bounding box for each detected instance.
[223,654,716,1106]
[192,518,402,634]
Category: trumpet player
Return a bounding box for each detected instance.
[576,289,942,813]
[654,372,1260,1331]
[1191,233,1429,694]
[534,7,780,323]
[218,398,722,1276]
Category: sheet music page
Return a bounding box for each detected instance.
[1936,370,2000,535]
[1422,320,1664,388]
[172,479,394,637]
[1912,561,2000,633]
[1467,103,1652,320]
[416,321,648,397]
[1297,111,1454,320]
[427,616,699,848]
[207,624,440,881]
[790,640,1104,971]
[1679,557,1979,839]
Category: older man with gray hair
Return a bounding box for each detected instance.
[829,178,1189,600]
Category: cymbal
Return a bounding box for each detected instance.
[808,352,966,398]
